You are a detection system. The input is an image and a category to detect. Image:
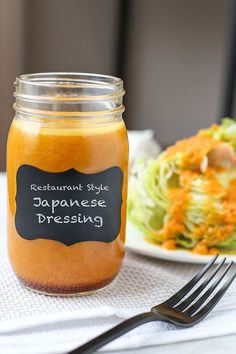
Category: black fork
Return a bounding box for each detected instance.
[68,255,235,354]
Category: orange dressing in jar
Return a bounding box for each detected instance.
[7,73,128,295]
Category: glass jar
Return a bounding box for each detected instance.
[7,73,128,296]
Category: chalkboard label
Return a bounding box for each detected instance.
[15,165,123,246]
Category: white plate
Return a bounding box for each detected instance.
[126,222,236,264]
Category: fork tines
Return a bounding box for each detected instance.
[163,255,235,320]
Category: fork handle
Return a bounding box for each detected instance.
[67,311,158,354]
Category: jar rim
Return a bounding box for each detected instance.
[14,72,124,102]
[14,72,125,117]
[17,72,123,86]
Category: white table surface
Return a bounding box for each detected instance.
[2,172,235,354]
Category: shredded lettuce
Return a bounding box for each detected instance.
[200,118,236,149]
[128,118,236,253]
[217,233,236,251]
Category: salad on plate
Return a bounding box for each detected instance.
[128,119,236,255]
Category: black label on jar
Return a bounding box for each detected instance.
[15,165,123,246]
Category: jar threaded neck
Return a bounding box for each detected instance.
[14,72,125,118]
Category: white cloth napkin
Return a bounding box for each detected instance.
[1,131,236,354]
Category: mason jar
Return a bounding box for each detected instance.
[7,73,128,296]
